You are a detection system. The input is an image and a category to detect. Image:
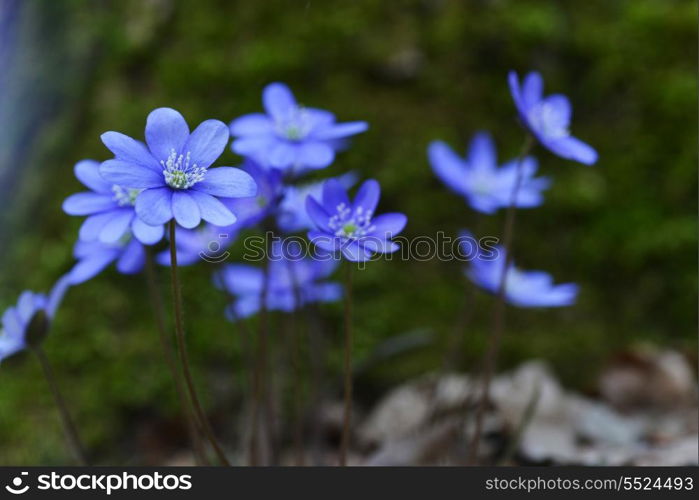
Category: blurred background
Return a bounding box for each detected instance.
[0,0,696,465]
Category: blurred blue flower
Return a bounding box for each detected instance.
[306,179,407,262]
[157,223,238,266]
[277,171,358,233]
[230,82,368,173]
[428,132,550,214]
[63,159,165,245]
[467,245,578,307]
[220,160,283,230]
[0,276,71,362]
[99,107,257,229]
[68,238,145,284]
[509,71,597,165]
[215,242,341,318]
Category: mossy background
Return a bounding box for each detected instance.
[0,0,695,464]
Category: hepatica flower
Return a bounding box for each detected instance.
[509,71,597,165]
[467,245,578,308]
[277,171,358,233]
[99,108,257,229]
[428,132,550,214]
[0,276,70,362]
[68,238,145,284]
[216,245,341,318]
[230,82,368,172]
[306,179,407,262]
[63,160,164,245]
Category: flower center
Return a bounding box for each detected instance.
[256,195,268,208]
[528,102,569,138]
[275,106,312,141]
[161,149,206,189]
[112,185,142,206]
[328,203,374,239]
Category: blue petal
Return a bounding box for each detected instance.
[522,71,543,108]
[467,131,497,169]
[543,136,598,165]
[172,191,201,229]
[230,113,274,136]
[183,119,229,168]
[135,187,174,225]
[263,82,297,120]
[192,167,257,198]
[428,141,469,195]
[508,71,525,113]
[305,197,332,232]
[361,238,399,254]
[231,136,277,156]
[99,209,134,243]
[297,142,335,168]
[131,218,164,245]
[68,251,119,284]
[46,275,72,318]
[308,230,340,253]
[74,159,112,193]
[321,178,350,211]
[116,239,145,274]
[100,159,164,188]
[101,131,160,171]
[63,193,116,215]
[352,179,380,215]
[145,107,190,161]
[2,308,23,340]
[542,94,572,131]
[368,213,407,238]
[79,212,118,241]
[341,240,372,262]
[218,265,264,295]
[188,191,236,226]
[268,142,297,168]
[312,121,368,141]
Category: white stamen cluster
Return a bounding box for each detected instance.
[328,203,375,239]
[112,185,142,206]
[161,149,206,189]
[275,106,312,141]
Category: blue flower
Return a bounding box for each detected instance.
[428,132,550,214]
[215,242,342,318]
[230,82,368,173]
[219,160,283,230]
[1,276,71,362]
[157,223,238,267]
[306,179,407,262]
[467,245,578,307]
[67,237,145,284]
[99,108,257,230]
[509,71,597,165]
[277,171,358,233]
[63,160,165,245]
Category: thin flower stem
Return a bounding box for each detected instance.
[144,250,209,465]
[33,345,88,465]
[169,222,231,466]
[443,215,483,371]
[468,134,535,464]
[339,263,354,466]
[286,260,305,466]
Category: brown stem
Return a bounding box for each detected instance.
[144,249,209,465]
[33,345,88,465]
[468,135,534,464]
[339,263,354,466]
[168,221,231,466]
